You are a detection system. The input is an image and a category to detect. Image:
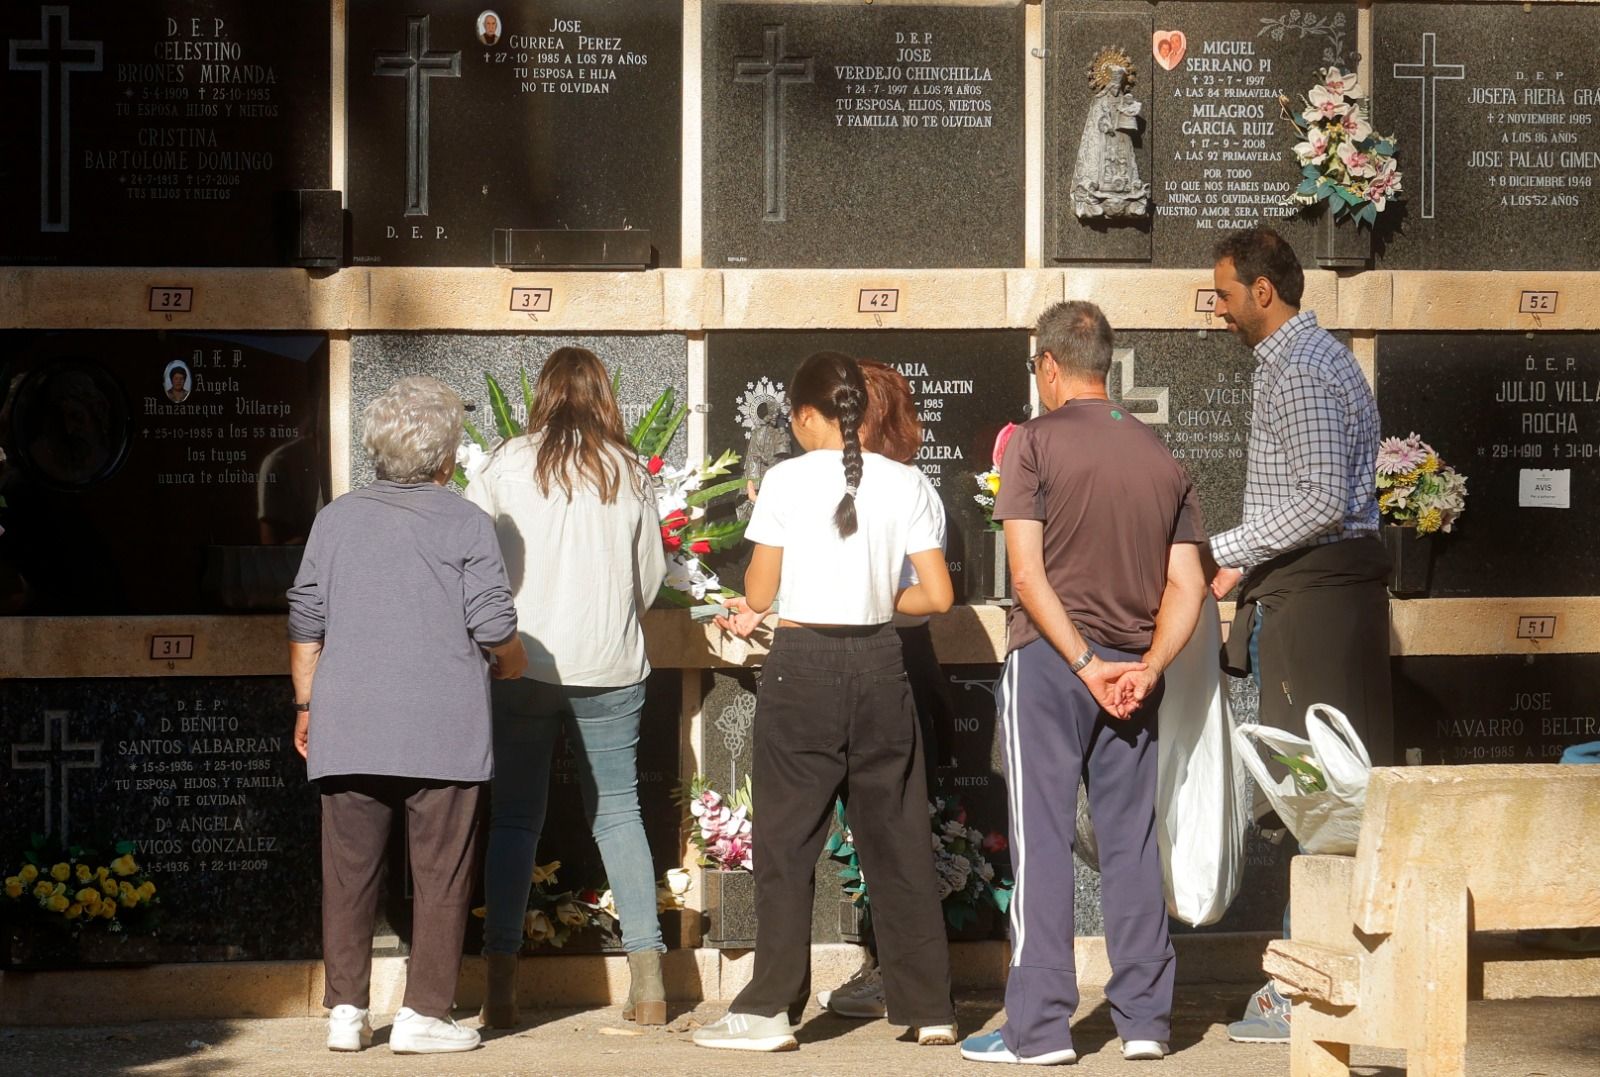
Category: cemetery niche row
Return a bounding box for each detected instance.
[3,325,1596,623]
[3,1,1597,270]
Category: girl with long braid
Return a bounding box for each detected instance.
[695,352,958,1054]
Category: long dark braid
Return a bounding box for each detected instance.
[789,351,868,538]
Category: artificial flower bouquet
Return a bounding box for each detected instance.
[678,775,753,872]
[471,860,619,950]
[1284,66,1402,227]
[1376,432,1468,535]
[453,370,749,607]
[972,422,1018,529]
[3,835,159,935]
[829,793,1012,932]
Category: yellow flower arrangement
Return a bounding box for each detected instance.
[4,839,161,939]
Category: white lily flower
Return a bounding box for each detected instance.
[456,442,490,482]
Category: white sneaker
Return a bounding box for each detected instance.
[388,1007,481,1054]
[818,964,886,1018]
[327,1004,372,1051]
[917,1023,959,1046]
[1122,1039,1169,1061]
[691,1011,799,1052]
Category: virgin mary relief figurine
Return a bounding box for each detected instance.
[1071,47,1150,220]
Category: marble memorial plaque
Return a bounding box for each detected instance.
[1373,3,1600,270]
[0,331,329,616]
[346,0,682,267]
[348,333,689,488]
[706,330,1031,603]
[1047,1,1356,267]
[0,678,320,962]
[1393,654,1600,766]
[0,1,331,266]
[1375,333,1600,597]
[702,1,1025,268]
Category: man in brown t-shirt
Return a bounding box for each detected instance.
[959,301,1207,1066]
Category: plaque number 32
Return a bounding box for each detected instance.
[149,287,193,313]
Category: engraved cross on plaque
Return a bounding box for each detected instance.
[1393,32,1464,220]
[8,5,103,233]
[10,711,103,845]
[1109,348,1170,425]
[374,14,460,217]
[734,25,813,222]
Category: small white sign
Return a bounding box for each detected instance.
[1518,468,1571,508]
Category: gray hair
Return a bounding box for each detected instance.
[361,375,465,484]
[1035,300,1114,380]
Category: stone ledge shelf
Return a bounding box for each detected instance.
[4,599,1597,680]
[10,266,1600,333]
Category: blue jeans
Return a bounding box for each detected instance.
[482,679,664,955]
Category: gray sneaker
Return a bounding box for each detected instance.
[692,1011,799,1052]
[1226,982,1291,1044]
[819,964,886,1019]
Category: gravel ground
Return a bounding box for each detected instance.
[4,986,1596,1076]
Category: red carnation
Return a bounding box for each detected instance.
[661,509,689,531]
[689,539,712,556]
[647,455,664,476]
[662,534,683,552]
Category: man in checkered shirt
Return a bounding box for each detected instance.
[1206,227,1393,1046]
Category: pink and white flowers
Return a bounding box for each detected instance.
[682,775,754,872]
[1284,66,1402,227]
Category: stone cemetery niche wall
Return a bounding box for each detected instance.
[706,330,1030,603]
[0,1,331,266]
[1,678,319,964]
[1375,333,1600,597]
[1373,3,1600,270]
[1393,654,1600,767]
[702,1,1024,268]
[348,333,689,489]
[346,0,682,267]
[0,332,329,616]
[1046,1,1356,266]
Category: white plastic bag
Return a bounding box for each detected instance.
[1233,704,1372,856]
[1076,594,1249,926]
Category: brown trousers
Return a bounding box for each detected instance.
[319,775,485,1017]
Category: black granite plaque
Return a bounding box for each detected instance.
[0,331,329,616]
[1375,333,1600,597]
[0,677,319,963]
[706,330,1031,603]
[1047,1,1357,267]
[525,671,682,904]
[1373,3,1600,270]
[1393,654,1600,766]
[346,0,681,267]
[348,333,689,488]
[0,1,331,267]
[702,1,1025,268]
[1107,330,1258,537]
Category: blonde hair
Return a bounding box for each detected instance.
[362,375,464,484]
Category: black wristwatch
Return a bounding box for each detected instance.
[293,701,311,712]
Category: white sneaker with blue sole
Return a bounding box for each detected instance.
[959,1030,1077,1065]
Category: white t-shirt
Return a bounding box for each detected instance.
[895,469,948,628]
[745,449,942,625]
[465,435,666,686]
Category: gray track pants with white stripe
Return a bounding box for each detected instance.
[995,638,1175,1056]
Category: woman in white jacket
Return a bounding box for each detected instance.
[467,347,668,1028]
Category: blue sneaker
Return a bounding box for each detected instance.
[1226,981,1291,1044]
[959,1030,1078,1065]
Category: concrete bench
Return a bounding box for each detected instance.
[1263,764,1600,1077]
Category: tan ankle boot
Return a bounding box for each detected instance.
[621,950,667,1025]
[480,953,520,1028]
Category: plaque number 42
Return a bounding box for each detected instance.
[858,289,899,313]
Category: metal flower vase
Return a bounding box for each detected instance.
[1316,211,1373,270]
[1382,524,1434,596]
